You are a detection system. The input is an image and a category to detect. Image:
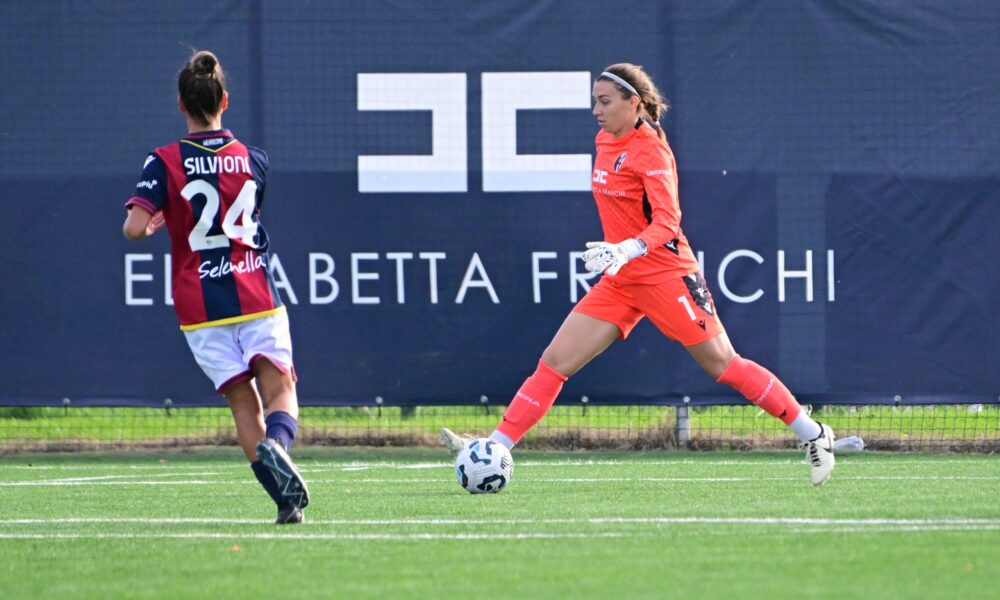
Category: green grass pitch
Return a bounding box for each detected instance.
[1,449,998,599]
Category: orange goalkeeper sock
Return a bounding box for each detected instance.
[717,355,802,425]
[494,359,568,445]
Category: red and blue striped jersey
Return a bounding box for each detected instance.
[125,129,284,330]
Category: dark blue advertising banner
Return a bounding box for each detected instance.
[1,2,997,406]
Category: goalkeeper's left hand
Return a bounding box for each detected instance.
[582,238,648,276]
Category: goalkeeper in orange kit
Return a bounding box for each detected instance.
[443,63,836,486]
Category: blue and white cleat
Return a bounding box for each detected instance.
[256,437,310,509]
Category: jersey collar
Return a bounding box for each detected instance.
[185,128,234,141]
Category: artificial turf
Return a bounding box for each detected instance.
[1,448,998,599]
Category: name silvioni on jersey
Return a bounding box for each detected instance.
[184,155,252,176]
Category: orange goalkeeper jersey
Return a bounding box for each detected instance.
[590,120,700,284]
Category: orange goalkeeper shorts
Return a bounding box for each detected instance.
[572,271,725,346]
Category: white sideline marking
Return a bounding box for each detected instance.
[0,481,222,487]
[2,517,999,527]
[6,458,1000,471]
[32,472,224,483]
[3,475,1000,487]
[527,476,1000,483]
[333,458,1000,468]
[0,532,631,541]
[2,465,245,471]
[312,459,1000,469]
[317,475,1000,484]
[792,525,1000,534]
[578,517,1000,526]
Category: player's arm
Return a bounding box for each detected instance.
[633,144,681,249]
[122,205,164,240]
[123,153,167,241]
[583,144,681,276]
[247,145,269,210]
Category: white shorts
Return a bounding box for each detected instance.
[183,310,295,394]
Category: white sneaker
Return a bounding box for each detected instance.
[439,428,473,455]
[804,422,836,486]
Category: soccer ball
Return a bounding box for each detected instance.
[454,438,513,494]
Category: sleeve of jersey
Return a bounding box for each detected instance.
[124,153,167,214]
[635,145,681,249]
[247,146,269,206]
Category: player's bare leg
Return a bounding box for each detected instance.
[253,359,310,511]
[225,382,266,461]
[254,359,298,421]
[536,312,622,378]
[687,332,836,486]
[684,331,736,379]
[224,370,306,522]
[224,381,301,522]
[497,313,620,448]
[443,313,619,453]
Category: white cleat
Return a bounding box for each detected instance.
[439,428,473,455]
[805,422,836,486]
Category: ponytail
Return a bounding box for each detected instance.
[178,50,227,125]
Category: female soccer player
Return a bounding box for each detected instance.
[122,51,310,522]
[444,63,836,485]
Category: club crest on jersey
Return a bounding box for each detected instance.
[614,152,628,172]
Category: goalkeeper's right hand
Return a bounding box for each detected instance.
[582,238,647,276]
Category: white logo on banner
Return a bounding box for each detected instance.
[357,71,593,193]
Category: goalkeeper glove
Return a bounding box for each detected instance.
[582,238,648,276]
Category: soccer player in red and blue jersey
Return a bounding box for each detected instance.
[122,51,309,523]
[444,63,837,485]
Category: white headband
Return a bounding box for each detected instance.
[598,71,639,97]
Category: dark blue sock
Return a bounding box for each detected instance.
[265,411,298,450]
[251,460,291,508]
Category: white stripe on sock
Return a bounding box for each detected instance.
[489,430,515,450]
